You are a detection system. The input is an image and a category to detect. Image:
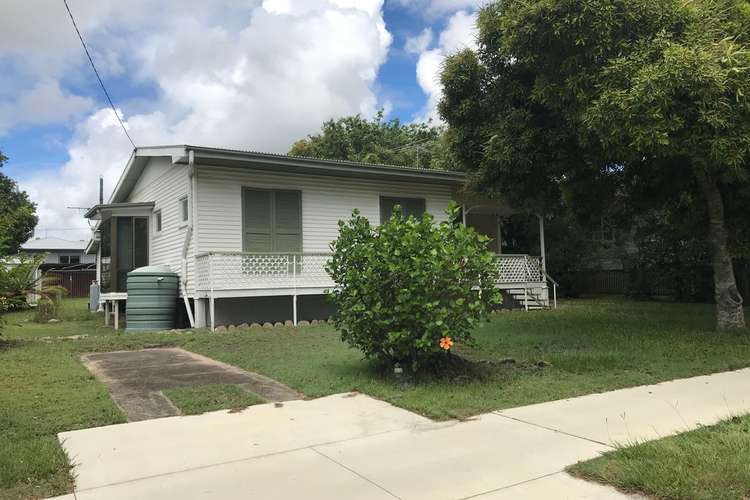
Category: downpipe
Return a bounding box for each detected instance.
[180,150,196,328]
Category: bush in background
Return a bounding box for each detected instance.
[0,254,66,322]
[327,204,501,372]
[33,297,61,323]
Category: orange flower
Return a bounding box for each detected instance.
[439,336,453,350]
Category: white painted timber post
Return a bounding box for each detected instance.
[104,300,109,326]
[292,254,298,326]
[537,214,547,276]
[209,293,215,332]
[209,254,215,332]
[194,299,207,328]
[496,214,503,254]
[553,283,557,309]
[114,300,119,330]
[293,295,298,326]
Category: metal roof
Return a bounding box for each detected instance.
[108,145,466,203]
[21,237,88,251]
[184,145,461,174]
[84,201,156,219]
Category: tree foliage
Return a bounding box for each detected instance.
[289,110,455,170]
[326,205,501,371]
[0,151,37,255]
[440,0,750,330]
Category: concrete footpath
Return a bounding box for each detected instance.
[53,368,750,500]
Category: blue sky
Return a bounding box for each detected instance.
[0,0,479,239]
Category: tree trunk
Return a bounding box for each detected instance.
[697,171,746,331]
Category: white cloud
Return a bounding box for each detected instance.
[405,28,433,54]
[437,9,478,52]
[3,0,392,240]
[0,80,94,134]
[412,9,477,122]
[394,0,482,19]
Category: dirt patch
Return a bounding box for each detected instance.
[81,347,303,421]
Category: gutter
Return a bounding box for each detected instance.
[180,149,196,328]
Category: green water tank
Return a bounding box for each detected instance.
[126,265,179,331]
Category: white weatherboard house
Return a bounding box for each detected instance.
[85,145,555,331]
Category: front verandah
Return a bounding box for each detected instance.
[193,251,553,331]
[192,200,555,330]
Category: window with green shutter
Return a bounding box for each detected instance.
[242,188,302,253]
[379,196,426,224]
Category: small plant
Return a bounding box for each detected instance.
[34,297,60,323]
[327,203,501,372]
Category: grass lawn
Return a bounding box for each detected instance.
[1,297,749,498]
[0,339,125,500]
[164,384,266,415]
[569,414,750,500]
[1,298,115,339]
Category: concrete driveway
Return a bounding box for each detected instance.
[53,368,750,500]
[80,348,301,421]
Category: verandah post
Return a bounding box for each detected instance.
[537,214,546,276]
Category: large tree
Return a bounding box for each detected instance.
[0,151,37,255]
[289,111,454,169]
[440,0,749,331]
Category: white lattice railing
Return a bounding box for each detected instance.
[195,252,546,292]
[494,254,544,283]
[195,252,334,291]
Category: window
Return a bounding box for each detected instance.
[600,217,617,243]
[379,196,426,224]
[59,255,80,265]
[179,196,189,225]
[154,210,162,233]
[242,188,301,253]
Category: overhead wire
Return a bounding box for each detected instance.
[62,0,136,149]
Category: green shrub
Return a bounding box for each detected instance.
[0,254,66,319]
[327,204,501,372]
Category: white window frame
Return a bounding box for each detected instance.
[154,209,163,235]
[59,255,81,265]
[178,196,189,227]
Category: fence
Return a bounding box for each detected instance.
[578,270,627,295]
[46,269,96,298]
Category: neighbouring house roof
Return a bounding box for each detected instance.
[108,145,467,203]
[21,237,88,252]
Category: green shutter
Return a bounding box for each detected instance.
[242,188,301,253]
[380,196,425,223]
[243,189,273,252]
[380,197,393,224]
[402,198,425,219]
[272,190,301,252]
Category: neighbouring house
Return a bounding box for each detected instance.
[84,145,555,330]
[20,237,97,298]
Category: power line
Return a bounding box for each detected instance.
[62,0,136,149]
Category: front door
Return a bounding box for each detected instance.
[108,216,149,292]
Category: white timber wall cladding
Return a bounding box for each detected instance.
[126,157,192,288]
[196,165,455,253]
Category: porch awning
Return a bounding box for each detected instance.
[84,202,155,221]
